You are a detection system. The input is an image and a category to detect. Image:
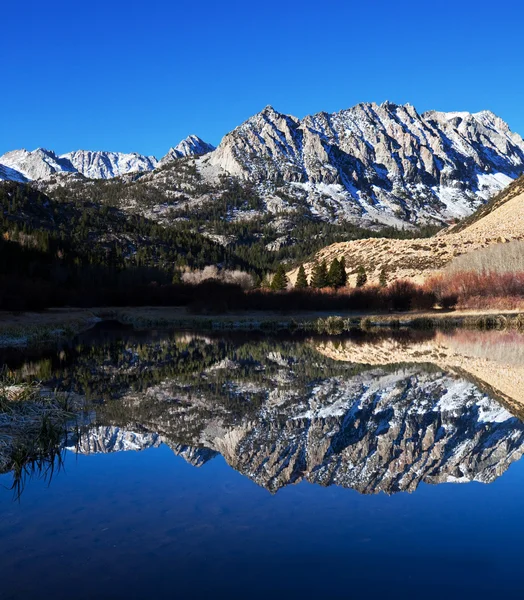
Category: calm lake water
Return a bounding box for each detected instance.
[2,323,524,599]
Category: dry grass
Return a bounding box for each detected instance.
[0,377,83,496]
[446,240,524,274]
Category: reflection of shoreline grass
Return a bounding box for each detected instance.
[0,378,83,498]
[103,307,524,334]
[0,310,100,349]
[3,307,524,350]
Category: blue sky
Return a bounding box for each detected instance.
[2,0,523,158]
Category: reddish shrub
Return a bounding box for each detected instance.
[383,280,418,312]
[424,271,524,310]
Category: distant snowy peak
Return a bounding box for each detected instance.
[0,135,216,182]
[61,150,158,179]
[159,135,215,165]
[0,148,75,181]
[0,147,158,181]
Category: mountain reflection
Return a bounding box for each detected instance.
[38,328,524,495]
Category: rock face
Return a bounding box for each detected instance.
[204,102,524,224]
[221,371,524,494]
[159,135,215,166]
[62,150,158,179]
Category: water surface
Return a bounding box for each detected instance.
[2,325,524,599]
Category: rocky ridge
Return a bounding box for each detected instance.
[3,102,523,230]
[202,102,524,225]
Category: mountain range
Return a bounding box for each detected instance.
[0,135,215,183]
[2,102,523,228]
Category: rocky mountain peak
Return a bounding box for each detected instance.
[158,135,215,166]
[202,101,524,225]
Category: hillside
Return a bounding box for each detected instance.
[450,176,524,238]
[289,175,524,286]
[2,102,524,290]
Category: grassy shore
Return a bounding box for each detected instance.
[1,306,524,348]
[0,309,102,348]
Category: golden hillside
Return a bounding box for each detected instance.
[289,175,524,286]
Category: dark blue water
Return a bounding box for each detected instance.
[2,445,524,599]
[2,328,524,599]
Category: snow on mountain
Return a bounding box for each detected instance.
[159,135,215,166]
[66,425,161,454]
[0,148,76,181]
[203,102,524,224]
[72,366,524,495]
[0,163,29,183]
[2,102,523,224]
[61,150,158,179]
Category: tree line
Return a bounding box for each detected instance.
[268,257,389,291]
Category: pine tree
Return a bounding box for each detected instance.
[252,273,262,289]
[260,273,272,289]
[271,264,289,291]
[356,265,367,288]
[311,260,329,289]
[295,264,308,289]
[339,256,347,287]
[327,258,341,288]
[379,267,387,288]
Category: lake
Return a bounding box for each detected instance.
[2,323,524,599]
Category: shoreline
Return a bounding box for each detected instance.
[0,306,523,349]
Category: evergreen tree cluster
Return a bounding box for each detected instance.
[297,257,348,289]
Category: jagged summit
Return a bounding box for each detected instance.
[158,135,215,166]
[61,150,158,179]
[202,101,524,224]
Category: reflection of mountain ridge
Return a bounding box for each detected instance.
[315,332,524,418]
[74,366,524,495]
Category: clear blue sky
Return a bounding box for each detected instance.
[2,0,523,158]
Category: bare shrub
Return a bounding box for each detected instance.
[425,271,524,310]
[182,266,254,289]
